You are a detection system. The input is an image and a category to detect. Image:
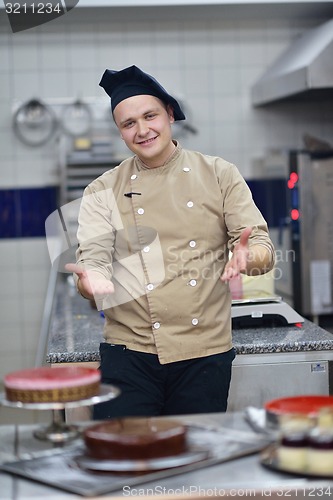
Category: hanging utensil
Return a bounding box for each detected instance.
[61,99,92,137]
[13,98,58,147]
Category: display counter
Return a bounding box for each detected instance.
[0,411,332,500]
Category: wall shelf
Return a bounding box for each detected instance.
[58,138,122,206]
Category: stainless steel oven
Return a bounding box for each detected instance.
[273,150,333,319]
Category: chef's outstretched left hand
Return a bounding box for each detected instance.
[221,226,252,282]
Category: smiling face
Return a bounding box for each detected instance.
[113,94,175,168]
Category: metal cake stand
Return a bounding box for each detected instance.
[0,384,120,444]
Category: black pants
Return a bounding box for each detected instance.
[93,343,236,419]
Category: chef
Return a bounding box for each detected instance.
[67,65,275,419]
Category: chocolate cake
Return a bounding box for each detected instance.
[83,417,187,460]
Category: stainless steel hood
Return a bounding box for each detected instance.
[251,19,333,106]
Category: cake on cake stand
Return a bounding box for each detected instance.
[0,384,120,443]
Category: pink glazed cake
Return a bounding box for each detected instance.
[4,366,101,403]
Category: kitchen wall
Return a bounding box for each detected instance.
[1,6,333,423]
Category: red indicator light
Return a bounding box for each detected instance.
[291,209,299,220]
[287,172,299,189]
[295,322,303,328]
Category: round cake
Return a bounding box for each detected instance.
[277,435,308,472]
[307,438,333,475]
[4,366,101,403]
[84,417,187,460]
[307,408,333,474]
[276,413,312,472]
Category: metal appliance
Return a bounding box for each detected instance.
[251,18,333,106]
[231,296,304,328]
[273,150,333,319]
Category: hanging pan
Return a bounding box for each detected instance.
[13,98,58,147]
[61,99,92,137]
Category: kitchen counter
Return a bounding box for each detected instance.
[0,411,332,499]
[46,276,333,365]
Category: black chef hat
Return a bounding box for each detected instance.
[99,65,186,121]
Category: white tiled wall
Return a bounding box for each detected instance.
[0,8,333,423]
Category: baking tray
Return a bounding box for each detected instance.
[0,425,269,497]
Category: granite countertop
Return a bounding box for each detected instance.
[47,276,333,364]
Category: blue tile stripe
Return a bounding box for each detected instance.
[247,178,287,228]
[0,186,58,238]
[0,180,284,239]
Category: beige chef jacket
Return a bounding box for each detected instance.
[76,142,275,364]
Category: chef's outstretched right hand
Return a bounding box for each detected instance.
[65,263,114,300]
